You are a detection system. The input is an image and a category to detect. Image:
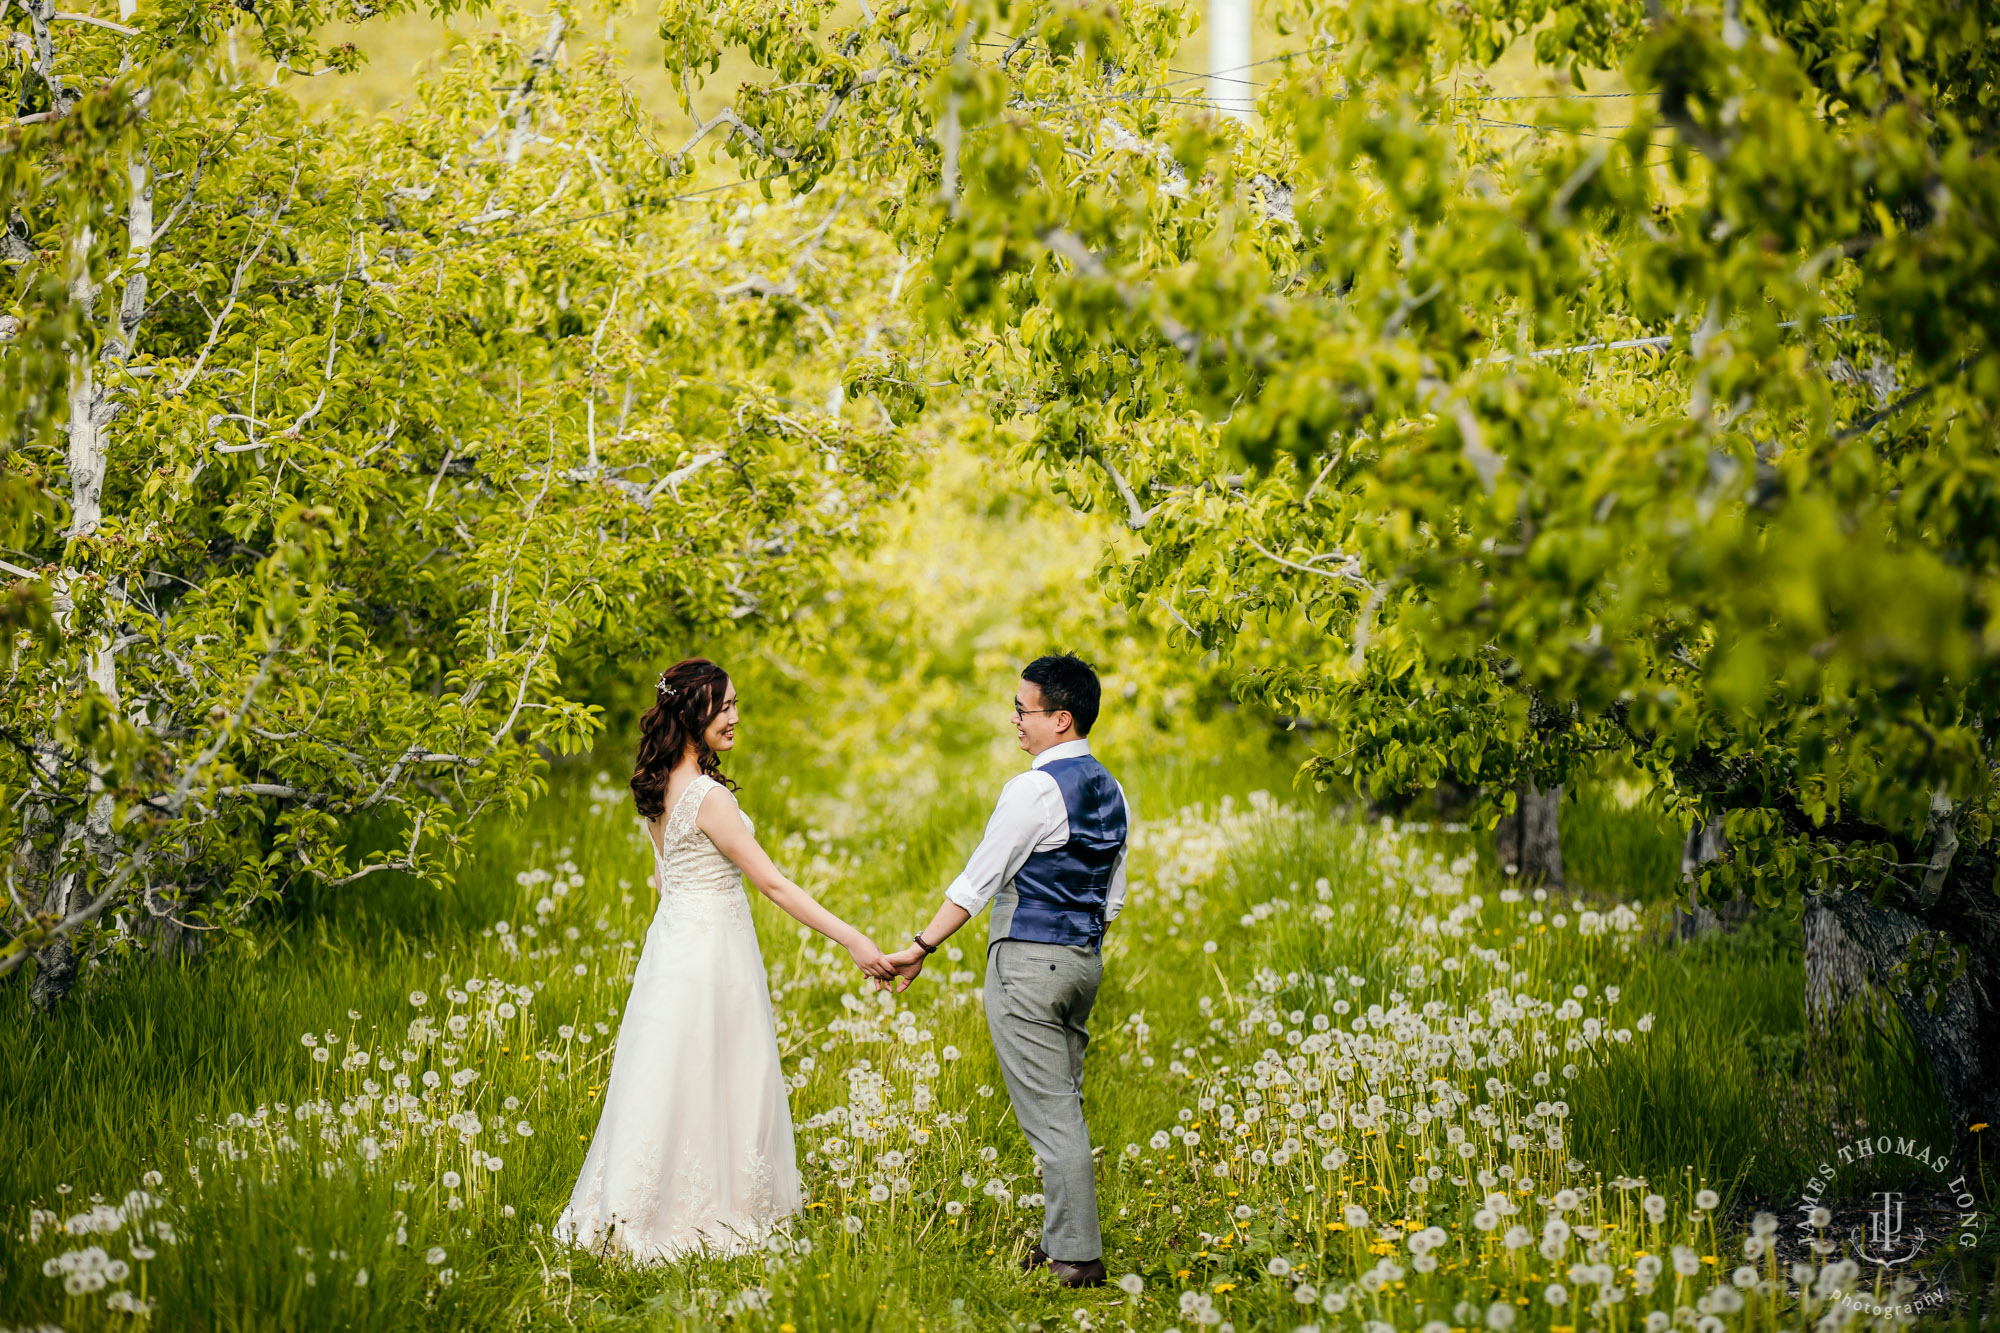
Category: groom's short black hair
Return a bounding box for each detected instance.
[1022,654,1102,736]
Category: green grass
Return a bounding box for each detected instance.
[1558,780,1691,906]
[3,453,1986,1331]
[0,749,1979,1331]
[1553,785,1956,1193]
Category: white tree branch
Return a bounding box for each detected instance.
[0,653,274,976]
[647,451,727,504]
[1090,446,1161,530]
[1348,583,1386,673]
[1301,446,1344,506]
[308,811,428,887]
[672,95,790,165]
[1245,535,1371,588]
[171,166,299,397]
[51,10,136,33]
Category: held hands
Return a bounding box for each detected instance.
[846,935,897,983]
[874,944,928,993]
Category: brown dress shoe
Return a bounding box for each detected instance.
[1047,1256,1106,1288]
[1019,1244,1050,1273]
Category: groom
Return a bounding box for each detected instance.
[885,653,1129,1289]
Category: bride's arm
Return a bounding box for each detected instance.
[697,788,895,981]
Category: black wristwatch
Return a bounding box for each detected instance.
[912,931,939,955]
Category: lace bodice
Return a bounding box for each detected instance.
[646,775,753,931]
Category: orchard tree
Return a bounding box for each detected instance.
[1,0,916,1004]
[671,0,2000,1161]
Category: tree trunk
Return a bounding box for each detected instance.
[29,931,78,1010]
[1816,885,1999,1191]
[1676,819,1750,938]
[1496,778,1563,886]
[1803,895,1888,1034]
[131,885,207,961]
[23,133,149,1011]
[28,820,85,1011]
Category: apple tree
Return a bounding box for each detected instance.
[672,0,2000,1159]
[1,0,916,1003]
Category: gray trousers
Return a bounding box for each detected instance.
[984,938,1103,1261]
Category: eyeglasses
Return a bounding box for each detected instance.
[1012,701,1060,719]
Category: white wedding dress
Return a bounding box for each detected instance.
[554,774,801,1261]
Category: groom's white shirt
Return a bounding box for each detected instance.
[943,738,1129,924]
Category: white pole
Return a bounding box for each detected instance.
[1208,0,1253,120]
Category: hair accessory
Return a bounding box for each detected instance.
[657,672,677,698]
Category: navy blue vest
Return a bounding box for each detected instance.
[990,755,1128,952]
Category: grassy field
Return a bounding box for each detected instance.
[2,444,1983,1332]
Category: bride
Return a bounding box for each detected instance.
[554,657,896,1260]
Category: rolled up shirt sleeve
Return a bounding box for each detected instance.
[1101,783,1132,923]
[1101,846,1130,924]
[943,772,1060,916]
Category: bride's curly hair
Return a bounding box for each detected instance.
[631,658,738,820]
